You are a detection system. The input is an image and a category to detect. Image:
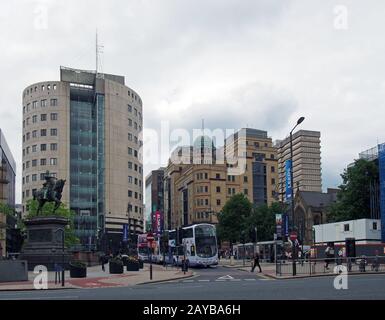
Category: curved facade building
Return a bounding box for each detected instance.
[22,67,144,251]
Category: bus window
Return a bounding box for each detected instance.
[191,245,195,256]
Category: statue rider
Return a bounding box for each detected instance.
[42,171,57,200]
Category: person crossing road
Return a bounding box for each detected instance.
[251,252,262,273]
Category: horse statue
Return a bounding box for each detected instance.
[33,174,66,215]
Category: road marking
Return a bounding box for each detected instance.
[198,280,210,282]
[230,279,241,281]
[182,280,194,283]
[217,275,234,280]
[244,279,257,281]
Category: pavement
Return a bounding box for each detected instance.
[0,263,194,291]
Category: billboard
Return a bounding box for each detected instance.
[275,214,283,239]
[152,211,163,236]
[285,160,292,202]
[122,224,128,242]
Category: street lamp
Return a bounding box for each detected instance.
[289,116,305,276]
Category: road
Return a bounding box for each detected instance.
[0,265,384,300]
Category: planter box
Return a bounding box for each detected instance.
[127,262,140,271]
[109,262,124,274]
[69,264,87,278]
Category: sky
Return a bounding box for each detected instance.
[1,0,385,204]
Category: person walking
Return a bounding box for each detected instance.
[251,252,262,273]
[100,254,106,272]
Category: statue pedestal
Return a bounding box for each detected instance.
[19,217,71,271]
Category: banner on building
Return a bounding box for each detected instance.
[122,224,128,242]
[283,214,289,237]
[275,214,283,239]
[285,160,292,202]
[152,211,163,236]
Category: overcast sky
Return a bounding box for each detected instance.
[1,0,385,204]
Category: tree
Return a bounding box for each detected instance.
[217,193,253,246]
[25,199,79,247]
[248,202,285,242]
[328,159,378,222]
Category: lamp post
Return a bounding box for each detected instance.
[289,116,305,276]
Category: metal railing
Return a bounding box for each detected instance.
[276,256,385,276]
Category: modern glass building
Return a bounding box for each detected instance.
[22,67,144,251]
[0,129,16,208]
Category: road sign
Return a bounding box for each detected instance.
[147,233,155,242]
[290,232,297,241]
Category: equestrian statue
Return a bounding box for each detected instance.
[33,171,66,215]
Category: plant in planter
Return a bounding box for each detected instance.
[126,256,140,271]
[109,257,124,274]
[69,260,87,278]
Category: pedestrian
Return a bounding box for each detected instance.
[251,252,262,273]
[100,255,106,272]
[324,244,334,270]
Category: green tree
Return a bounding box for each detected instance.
[217,193,253,246]
[25,199,79,247]
[248,202,285,242]
[328,159,378,222]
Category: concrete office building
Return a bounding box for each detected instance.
[22,67,144,251]
[163,128,278,229]
[276,130,322,200]
[225,128,278,206]
[0,129,16,257]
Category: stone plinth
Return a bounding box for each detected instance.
[19,217,71,271]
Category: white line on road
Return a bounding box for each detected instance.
[244,279,257,281]
[198,280,210,282]
[182,280,194,283]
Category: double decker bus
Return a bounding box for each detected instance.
[167,223,218,267]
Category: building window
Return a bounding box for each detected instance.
[41,129,47,136]
[134,150,138,158]
[41,114,47,121]
[53,84,57,90]
[134,178,138,185]
[51,113,58,120]
[128,190,132,197]
[128,133,132,141]
[50,143,57,151]
[41,100,47,107]
[344,224,350,232]
[270,154,275,159]
[134,164,138,171]
[26,147,30,155]
[244,189,248,195]
[373,222,378,230]
[32,130,37,138]
[40,173,46,180]
[32,159,37,167]
[32,115,37,123]
[135,192,138,199]
[271,166,275,173]
[217,199,221,206]
[134,122,138,130]
[33,101,38,109]
[244,176,248,183]
[128,147,133,155]
[41,85,45,91]
[32,174,37,182]
[128,162,132,169]
[128,176,133,184]
[205,173,208,179]
[272,178,276,185]
[26,176,30,183]
[50,158,57,165]
[40,159,47,166]
[26,190,30,197]
[47,84,51,90]
[50,128,58,136]
[128,104,132,112]
[128,119,132,127]
[26,132,30,140]
[135,206,138,213]
[228,188,231,195]
[216,186,221,193]
[216,173,220,179]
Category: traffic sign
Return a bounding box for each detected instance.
[290,232,297,241]
[147,233,155,242]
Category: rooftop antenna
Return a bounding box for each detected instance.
[96,29,104,77]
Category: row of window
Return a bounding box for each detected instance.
[196,198,222,206]
[127,104,142,121]
[126,203,143,214]
[23,158,57,171]
[128,176,143,187]
[127,118,142,131]
[127,190,143,200]
[23,143,58,157]
[196,186,222,193]
[128,162,142,174]
[127,91,142,107]
[23,112,58,128]
[23,168,57,184]
[127,133,143,146]
[23,127,58,143]
[23,99,58,114]
[24,84,57,97]
[128,147,139,158]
